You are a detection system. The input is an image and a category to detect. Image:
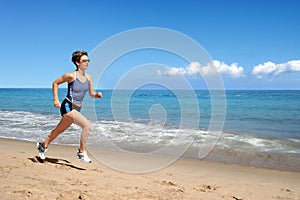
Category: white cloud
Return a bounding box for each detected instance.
[158,60,245,78]
[251,60,300,78]
[211,60,245,78]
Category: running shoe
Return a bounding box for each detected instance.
[37,142,47,160]
[76,149,92,163]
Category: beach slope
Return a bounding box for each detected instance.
[0,138,299,200]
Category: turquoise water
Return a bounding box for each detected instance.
[0,88,299,171]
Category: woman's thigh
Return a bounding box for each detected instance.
[64,110,90,129]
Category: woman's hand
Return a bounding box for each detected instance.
[54,99,61,108]
[95,92,103,98]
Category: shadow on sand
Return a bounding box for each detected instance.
[28,156,86,171]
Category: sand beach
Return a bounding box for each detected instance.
[0,138,299,200]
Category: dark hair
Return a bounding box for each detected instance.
[71,50,88,69]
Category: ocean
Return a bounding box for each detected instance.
[0,88,299,172]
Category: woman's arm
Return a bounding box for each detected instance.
[52,72,75,108]
[87,74,102,98]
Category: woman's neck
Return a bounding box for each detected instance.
[77,69,85,76]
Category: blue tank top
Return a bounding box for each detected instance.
[66,72,89,105]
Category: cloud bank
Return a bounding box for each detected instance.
[158,60,300,79]
[158,60,245,78]
[251,60,300,78]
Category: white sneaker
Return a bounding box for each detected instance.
[37,142,47,160]
[76,149,92,163]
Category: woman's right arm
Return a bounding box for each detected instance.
[52,72,74,108]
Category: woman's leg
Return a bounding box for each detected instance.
[69,110,92,152]
[43,114,73,148]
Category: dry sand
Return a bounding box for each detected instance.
[0,138,299,200]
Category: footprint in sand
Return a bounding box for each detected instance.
[193,184,218,193]
[162,180,176,186]
[13,190,32,197]
[161,181,185,193]
[232,196,244,200]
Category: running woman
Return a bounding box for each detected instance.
[37,50,102,163]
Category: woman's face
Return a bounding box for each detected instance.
[77,55,90,71]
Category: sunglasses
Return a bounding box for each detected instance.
[81,59,90,63]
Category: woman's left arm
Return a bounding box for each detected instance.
[87,74,102,98]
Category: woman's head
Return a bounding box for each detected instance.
[72,50,89,70]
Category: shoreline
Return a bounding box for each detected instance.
[2,135,300,173]
[1,137,300,199]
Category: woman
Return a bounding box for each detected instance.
[37,50,102,163]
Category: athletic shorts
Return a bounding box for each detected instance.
[60,99,81,116]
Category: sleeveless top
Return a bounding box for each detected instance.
[66,72,89,105]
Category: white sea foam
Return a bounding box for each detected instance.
[1,110,299,155]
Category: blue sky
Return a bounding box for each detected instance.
[1,0,299,89]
